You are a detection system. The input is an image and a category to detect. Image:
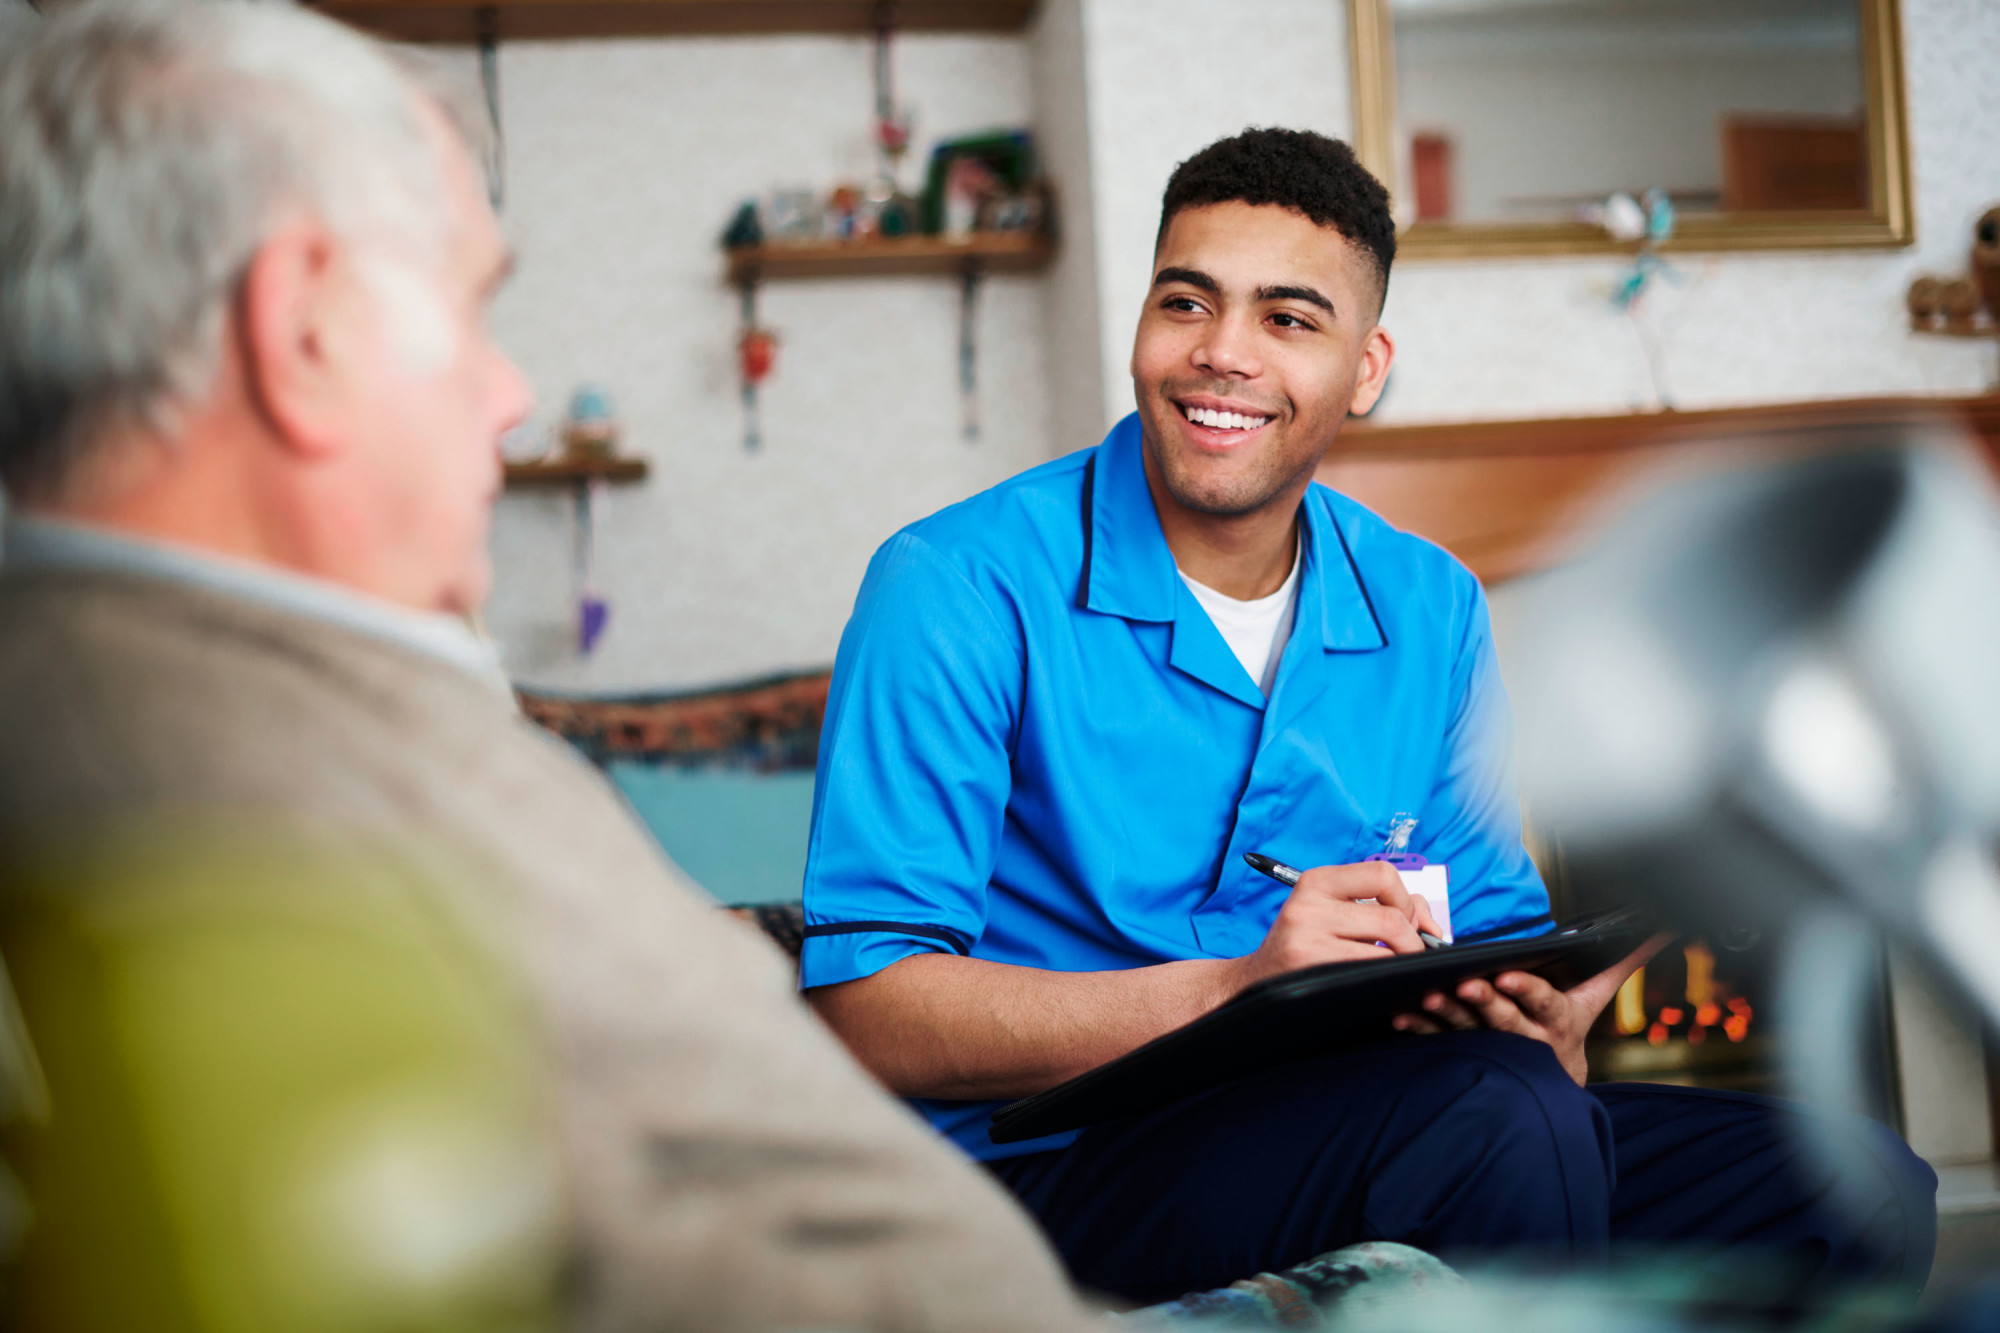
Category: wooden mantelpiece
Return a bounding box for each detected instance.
[1320,395,2000,585]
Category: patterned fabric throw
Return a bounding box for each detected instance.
[1121,1243,1465,1329]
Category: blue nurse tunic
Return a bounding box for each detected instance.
[799,413,1553,1160]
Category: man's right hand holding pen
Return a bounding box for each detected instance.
[1228,856,1449,990]
[1237,852,1667,1087]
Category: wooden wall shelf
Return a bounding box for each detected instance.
[308,1,1037,42]
[504,455,649,485]
[1911,321,2000,339]
[1321,394,2000,586]
[726,232,1052,283]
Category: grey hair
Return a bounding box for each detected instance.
[0,0,488,501]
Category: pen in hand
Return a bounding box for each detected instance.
[1243,852,1447,949]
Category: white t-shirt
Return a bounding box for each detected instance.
[1178,541,1302,697]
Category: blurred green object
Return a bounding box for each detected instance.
[607,762,814,905]
[0,824,561,1333]
[720,198,762,249]
[877,191,920,238]
[920,129,1035,235]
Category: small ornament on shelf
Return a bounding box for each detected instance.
[826,183,864,240]
[1905,202,2000,337]
[1941,277,1985,333]
[1973,205,2000,322]
[1905,275,1945,326]
[1584,189,1680,409]
[765,188,823,243]
[561,384,621,461]
[721,199,763,251]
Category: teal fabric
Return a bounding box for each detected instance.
[1119,1242,1465,1329]
[607,762,814,905]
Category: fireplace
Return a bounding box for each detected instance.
[1587,935,1775,1094]
[1536,840,1901,1119]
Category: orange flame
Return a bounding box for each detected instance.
[1684,942,1716,1008]
[1612,938,1756,1051]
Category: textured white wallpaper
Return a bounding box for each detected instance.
[1032,0,1108,466]
[1070,0,1997,426]
[480,0,1997,693]
[481,32,1056,691]
[1075,0,1355,430]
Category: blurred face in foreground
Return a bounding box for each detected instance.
[338,104,530,614]
[1129,201,1393,525]
[249,95,532,618]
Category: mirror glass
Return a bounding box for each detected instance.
[1391,0,1869,227]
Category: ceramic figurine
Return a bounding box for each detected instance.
[561,385,619,461]
[1974,205,2000,319]
[721,199,762,250]
[1941,276,1983,331]
[1906,275,1945,326]
[827,183,863,240]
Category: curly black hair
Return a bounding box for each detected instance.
[1157,127,1395,309]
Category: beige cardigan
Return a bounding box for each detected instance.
[0,566,1094,1332]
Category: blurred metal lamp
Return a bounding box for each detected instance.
[1507,428,2000,1124]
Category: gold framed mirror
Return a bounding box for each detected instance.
[1349,0,1913,258]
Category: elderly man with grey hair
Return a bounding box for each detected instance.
[0,4,1099,1330]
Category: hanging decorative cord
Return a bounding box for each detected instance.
[475,5,504,210]
[575,476,610,654]
[873,2,910,178]
[737,277,777,452]
[959,259,983,443]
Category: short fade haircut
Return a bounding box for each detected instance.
[0,0,488,503]
[1156,127,1396,312]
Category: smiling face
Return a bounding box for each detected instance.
[1130,201,1393,523]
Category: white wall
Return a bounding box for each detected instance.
[480,0,1997,691]
[1070,0,1354,431]
[1380,0,1998,420]
[1032,0,1107,461]
[1061,0,1998,426]
[482,32,1057,691]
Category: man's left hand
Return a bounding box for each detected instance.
[1392,934,1671,1085]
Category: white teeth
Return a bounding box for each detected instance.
[1183,404,1269,431]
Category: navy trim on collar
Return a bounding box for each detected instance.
[1075,455,1097,609]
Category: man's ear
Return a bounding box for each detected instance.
[238,221,363,461]
[1347,324,1396,416]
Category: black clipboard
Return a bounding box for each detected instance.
[987,907,1657,1145]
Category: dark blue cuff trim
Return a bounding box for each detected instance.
[1454,912,1556,945]
[800,921,974,956]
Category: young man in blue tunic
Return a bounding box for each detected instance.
[798,128,1935,1303]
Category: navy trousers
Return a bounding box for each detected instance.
[992,1031,1937,1305]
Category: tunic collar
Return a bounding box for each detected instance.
[1079,412,1388,654]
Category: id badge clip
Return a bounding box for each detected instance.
[1366,815,1451,942]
